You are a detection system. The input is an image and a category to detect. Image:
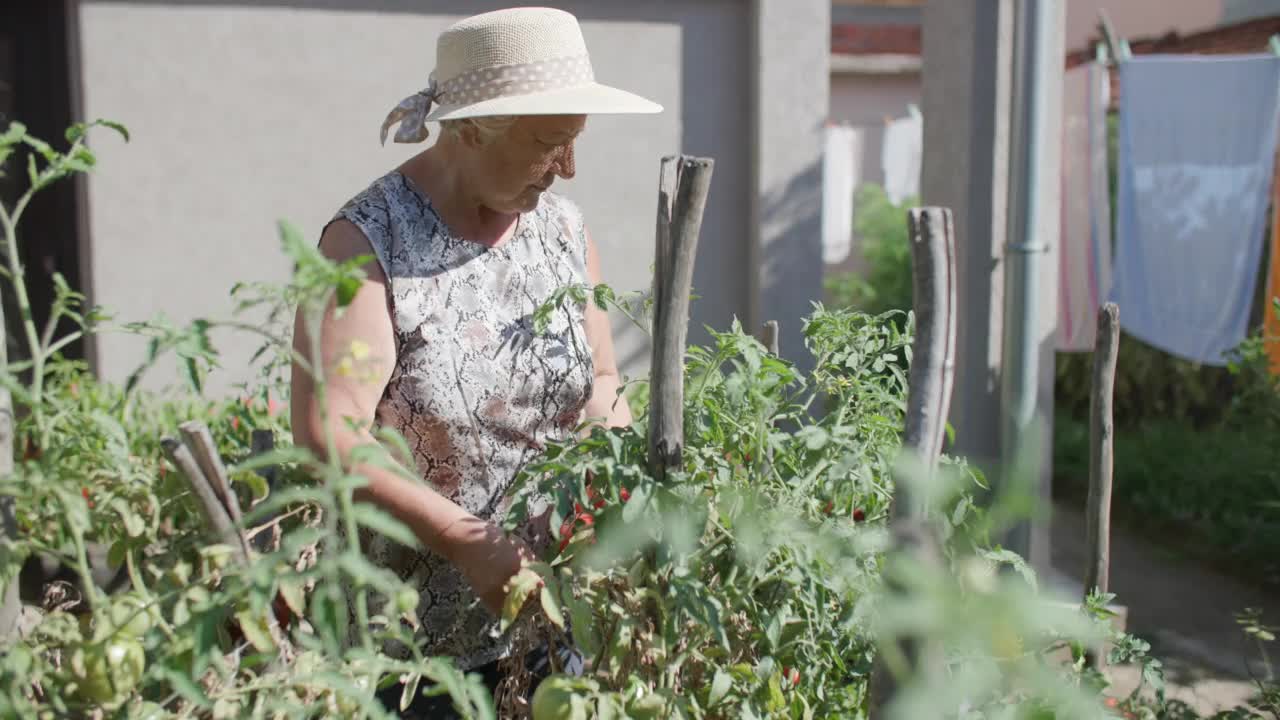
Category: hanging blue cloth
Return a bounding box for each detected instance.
[1110,54,1280,365]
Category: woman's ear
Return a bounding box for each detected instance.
[458,120,483,149]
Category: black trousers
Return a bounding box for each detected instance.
[376,643,584,719]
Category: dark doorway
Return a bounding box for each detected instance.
[0,0,87,366]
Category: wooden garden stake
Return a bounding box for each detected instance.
[647,155,714,481]
[900,208,958,485]
[1085,302,1119,669]
[179,420,243,530]
[869,207,958,715]
[161,437,250,565]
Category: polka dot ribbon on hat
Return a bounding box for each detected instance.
[380,79,441,146]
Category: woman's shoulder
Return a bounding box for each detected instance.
[335,170,422,219]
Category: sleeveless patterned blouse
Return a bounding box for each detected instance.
[330,170,595,670]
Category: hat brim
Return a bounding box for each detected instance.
[423,82,663,122]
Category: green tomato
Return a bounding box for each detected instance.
[107,595,156,639]
[130,701,166,720]
[75,638,146,706]
[531,674,579,720]
[394,588,419,615]
[628,693,666,719]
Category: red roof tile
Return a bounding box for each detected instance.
[832,23,921,56]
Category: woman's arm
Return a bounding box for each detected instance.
[290,219,529,614]
[580,227,634,430]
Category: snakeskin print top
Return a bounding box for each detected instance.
[330,170,594,669]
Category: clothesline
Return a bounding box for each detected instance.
[1062,48,1280,368]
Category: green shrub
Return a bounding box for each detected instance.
[1054,411,1280,587]
[824,183,915,316]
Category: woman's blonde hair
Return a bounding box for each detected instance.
[438,116,517,145]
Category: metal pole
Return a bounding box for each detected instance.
[1001,0,1063,561]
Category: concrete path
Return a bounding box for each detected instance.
[1050,500,1280,715]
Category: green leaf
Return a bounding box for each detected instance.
[765,613,783,651]
[230,447,312,475]
[798,426,829,451]
[278,576,307,617]
[622,482,652,523]
[0,122,26,147]
[350,504,419,549]
[191,612,222,677]
[95,119,131,142]
[592,284,615,311]
[21,135,56,161]
[182,356,202,393]
[234,609,276,653]
[111,498,145,538]
[565,594,599,659]
[500,566,542,633]
[399,672,422,712]
[107,540,127,570]
[981,548,1038,591]
[709,669,732,705]
[540,585,565,630]
[235,471,270,501]
[157,666,210,708]
[335,275,361,308]
[766,673,786,712]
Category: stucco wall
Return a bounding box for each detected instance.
[826,70,919,276]
[78,0,757,393]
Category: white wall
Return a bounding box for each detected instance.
[79,0,759,393]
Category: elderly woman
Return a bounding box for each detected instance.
[288,6,661,716]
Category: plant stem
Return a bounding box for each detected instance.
[68,527,100,612]
[305,300,372,649]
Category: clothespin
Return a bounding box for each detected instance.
[1096,10,1131,64]
[1095,42,1109,66]
[1269,34,1280,56]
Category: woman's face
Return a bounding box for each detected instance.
[473,114,586,213]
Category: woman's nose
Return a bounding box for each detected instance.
[555,142,576,179]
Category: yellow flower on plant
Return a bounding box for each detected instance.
[349,339,371,361]
[335,356,355,378]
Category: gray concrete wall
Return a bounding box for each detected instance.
[827,71,920,277]
[751,0,829,369]
[77,0,776,394]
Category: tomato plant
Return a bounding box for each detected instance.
[2,118,1271,720]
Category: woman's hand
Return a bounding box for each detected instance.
[442,517,535,615]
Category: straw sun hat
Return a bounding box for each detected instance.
[380,7,663,145]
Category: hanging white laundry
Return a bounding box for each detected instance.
[823,124,860,265]
[1057,61,1112,352]
[1110,54,1280,365]
[881,106,922,205]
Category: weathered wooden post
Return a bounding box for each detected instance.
[647,155,714,481]
[869,207,958,715]
[0,293,17,638]
[1084,302,1119,669]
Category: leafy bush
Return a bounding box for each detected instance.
[5,118,1273,720]
[823,184,915,316]
[1054,411,1280,588]
[0,121,493,719]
